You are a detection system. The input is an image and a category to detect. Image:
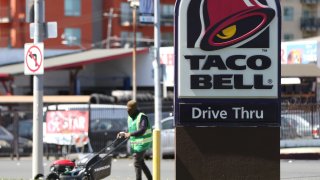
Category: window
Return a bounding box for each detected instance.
[302,10,312,18]
[161,4,174,26]
[63,28,81,46]
[120,2,140,26]
[283,7,294,21]
[120,31,143,47]
[121,3,131,25]
[283,34,294,41]
[161,32,174,46]
[65,0,81,16]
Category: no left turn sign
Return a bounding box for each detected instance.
[24,43,44,75]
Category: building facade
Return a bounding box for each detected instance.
[2,0,320,99]
[0,0,175,95]
[0,0,25,48]
[0,0,174,50]
[2,0,320,49]
[281,0,320,41]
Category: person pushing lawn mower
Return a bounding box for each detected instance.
[117,100,153,180]
[45,136,128,179]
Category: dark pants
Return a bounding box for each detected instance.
[133,150,152,180]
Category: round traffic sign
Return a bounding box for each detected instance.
[25,45,43,73]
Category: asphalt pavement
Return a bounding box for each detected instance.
[1,156,320,179]
[0,156,174,180]
[1,140,320,180]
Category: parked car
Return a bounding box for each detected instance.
[160,116,175,157]
[146,112,173,127]
[0,126,32,156]
[280,114,313,139]
[6,119,33,140]
[89,117,128,157]
[43,104,128,157]
[0,126,13,156]
[312,124,320,139]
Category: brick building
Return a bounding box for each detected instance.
[0,0,25,48]
[0,0,174,50]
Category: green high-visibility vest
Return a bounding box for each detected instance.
[128,112,152,153]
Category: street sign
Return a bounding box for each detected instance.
[139,0,154,24]
[30,22,58,39]
[24,43,44,75]
[175,0,281,126]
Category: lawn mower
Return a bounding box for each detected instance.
[45,136,128,180]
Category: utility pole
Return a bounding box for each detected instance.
[106,8,114,49]
[153,0,162,179]
[128,0,139,101]
[132,5,137,101]
[32,0,44,178]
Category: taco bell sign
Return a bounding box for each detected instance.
[174,0,281,126]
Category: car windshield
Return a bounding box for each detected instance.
[90,118,127,132]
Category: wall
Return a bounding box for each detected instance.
[280,0,303,40]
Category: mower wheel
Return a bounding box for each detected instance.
[46,172,59,180]
[81,176,89,180]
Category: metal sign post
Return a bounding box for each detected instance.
[153,0,162,179]
[26,0,57,178]
[32,0,44,178]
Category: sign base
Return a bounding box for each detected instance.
[176,126,280,179]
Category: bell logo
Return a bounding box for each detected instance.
[187,0,276,51]
[175,0,281,126]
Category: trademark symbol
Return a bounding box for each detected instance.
[268,79,273,84]
[262,49,267,52]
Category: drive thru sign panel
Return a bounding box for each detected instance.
[24,43,44,75]
[175,0,281,126]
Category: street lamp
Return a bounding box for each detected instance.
[128,0,139,101]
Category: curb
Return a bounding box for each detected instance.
[280,147,320,159]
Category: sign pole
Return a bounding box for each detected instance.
[153,0,162,179]
[32,0,44,178]
[132,4,137,101]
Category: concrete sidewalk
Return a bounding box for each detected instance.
[280,139,320,159]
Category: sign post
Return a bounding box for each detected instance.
[175,0,281,179]
[25,0,57,178]
[31,0,45,178]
